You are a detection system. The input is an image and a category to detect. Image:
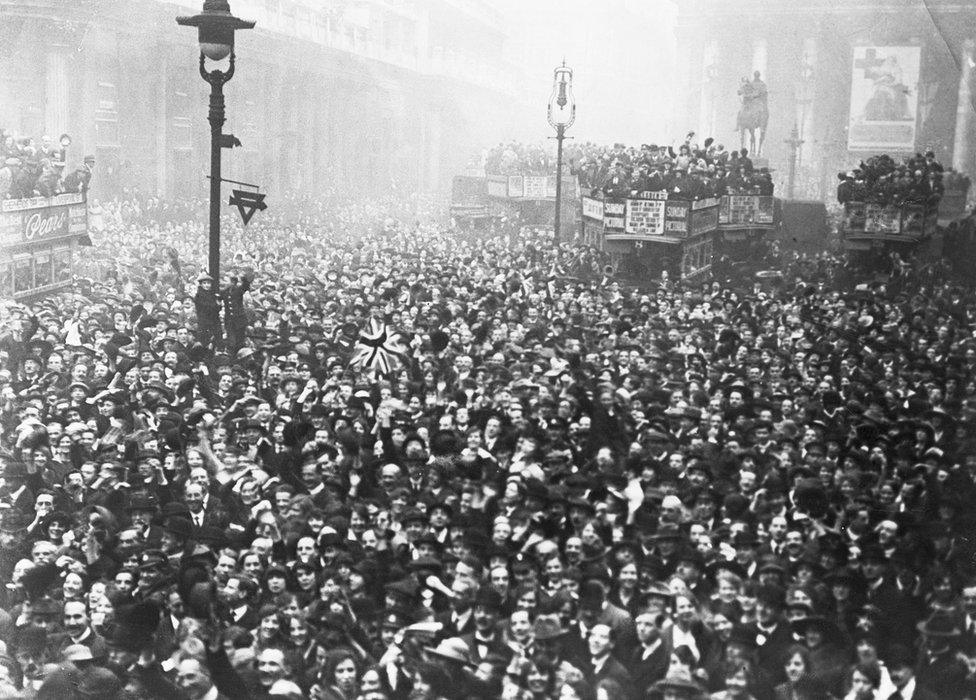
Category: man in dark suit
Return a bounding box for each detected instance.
[49,600,108,660]
[585,623,632,691]
[887,644,939,700]
[460,588,512,665]
[628,612,669,692]
[915,611,968,700]
[743,584,793,684]
[137,654,232,700]
[218,574,259,631]
[436,578,477,639]
[184,481,229,530]
[2,460,39,516]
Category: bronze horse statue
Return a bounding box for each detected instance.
[737,71,769,157]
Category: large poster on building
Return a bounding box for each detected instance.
[847,46,920,152]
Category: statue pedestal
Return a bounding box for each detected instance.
[752,157,770,170]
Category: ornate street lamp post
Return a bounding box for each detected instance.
[177,0,253,285]
[547,62,575,245]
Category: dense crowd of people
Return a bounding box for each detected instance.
[0,185,975,700]
[835,152,956,207]
[485,136,775,201]
[0,130,94,200]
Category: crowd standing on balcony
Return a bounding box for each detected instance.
[0,130,94,200]
[0,184,975,700]
[485,134,775,201]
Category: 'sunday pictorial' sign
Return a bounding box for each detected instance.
[604,200,626,232]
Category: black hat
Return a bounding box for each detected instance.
[473,587,503,612]
[125,493,158,513]
[112,600,162,653]
[727,624,761,649]
[917,610,962,637]
[163,517,193,539]
[21,563,61,602]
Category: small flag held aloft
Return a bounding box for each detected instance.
[229,189,267,225]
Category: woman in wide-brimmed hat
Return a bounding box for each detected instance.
[791,615,848,694]
[647,665,706,698]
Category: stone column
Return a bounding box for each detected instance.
[699,40,718,139]
[45,45,70,140]
[952,39,975,173]
[155,51,168,197]
[797,37,817,168]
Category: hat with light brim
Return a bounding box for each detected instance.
[423,637,474,666]
[650,666,704,696]
[532,614,568,641]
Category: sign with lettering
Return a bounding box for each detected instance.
[508,176,524,198]
[843,202,867,232]
[604,200,626,232]
[901,205,926,235]
[719,195,775,228]
[1,192,84,213]
[864,203,901,233]
[625,197,666,235]
[691,204,720,235]
[0,196,89,249]
[582,196,605,221]
[486,175,508,198]
[523,176,548,199]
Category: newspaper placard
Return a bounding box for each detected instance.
[664,201,690,235]
[690,204,720,235]
[864,203,901,234]
[901,205,926,235]
[486,175,508,198]
[523,176,548,200]
[844,202,867,232]
[625,198,666,235]
[507,176,524,199]
[848,46,920,152]
[582,197,605,221]
[720,195,775,227]
[692,197,720,210]
[604,200,626,232]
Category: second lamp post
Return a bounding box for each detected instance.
[547,62,576,245]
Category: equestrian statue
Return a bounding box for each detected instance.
[737,71,769,157]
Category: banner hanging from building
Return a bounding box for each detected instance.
[847,46,921,152]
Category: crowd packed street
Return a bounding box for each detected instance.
[1,187,976,700]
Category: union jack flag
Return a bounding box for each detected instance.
[349,319,408,375]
